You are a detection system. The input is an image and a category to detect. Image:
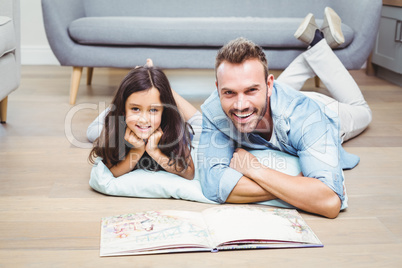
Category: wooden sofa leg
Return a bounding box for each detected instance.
[70,67,83,105]
[365,52,376,76]
[0,96,8,123]
[314,76,320,88]
[87,67,94,85]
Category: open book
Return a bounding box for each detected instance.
[100,205,322,256]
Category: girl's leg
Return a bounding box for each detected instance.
[172,89,199,122]
[87,106,109,142]
[171,89,202,142]
[187,111,203,143]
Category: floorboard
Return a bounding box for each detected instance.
[0,66,401,267]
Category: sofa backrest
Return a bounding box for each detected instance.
[83,0,378,33]
[83,0,333,18]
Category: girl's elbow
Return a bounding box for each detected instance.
[179,166,195,180]
[184,163,195,180]
[186,169,195,180]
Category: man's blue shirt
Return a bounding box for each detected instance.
[198,81,359,209]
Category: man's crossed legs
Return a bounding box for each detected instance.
[278,8,372,142]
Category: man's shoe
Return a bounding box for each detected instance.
[321,7,345,48]
[294,13,319,45]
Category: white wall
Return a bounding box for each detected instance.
[20,0,59,65]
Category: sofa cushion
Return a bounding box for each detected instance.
[68,17,354,49]
[0,16,16,57]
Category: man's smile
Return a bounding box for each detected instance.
[232,110,256,122]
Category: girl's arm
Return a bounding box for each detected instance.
[108,147,145,177]
[146,128,195,180]
[148,148,195,180]
[108,127,146,177]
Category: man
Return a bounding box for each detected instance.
[198,8,372,218]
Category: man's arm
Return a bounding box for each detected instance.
[228,97,347,219]
[225,176,276,203]
[228,149,341,219]
[198,114,245,203]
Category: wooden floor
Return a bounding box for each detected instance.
[0,66,401,267]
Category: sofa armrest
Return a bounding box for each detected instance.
[41,0,86,65]
[0,0,20,79]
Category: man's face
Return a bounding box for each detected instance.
[216,59,273,133]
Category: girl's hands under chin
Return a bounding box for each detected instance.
[124,127,145,150]
[146,127,163,153]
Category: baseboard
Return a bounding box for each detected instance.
[20,46,216,97]
[164,69,216,99]
[21,46,59,65]
[376,66,402,87]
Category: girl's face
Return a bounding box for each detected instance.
[125,87,163,140]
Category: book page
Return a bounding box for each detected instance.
[201,206,322,248]
[100,210,213,256]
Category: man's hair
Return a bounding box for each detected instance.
[215,37,269,80]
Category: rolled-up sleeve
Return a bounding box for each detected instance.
[294,106,346,206]
[198,115,243,203]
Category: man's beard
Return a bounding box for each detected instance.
[227,91,268,134]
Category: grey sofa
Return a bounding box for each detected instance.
[42,0,382,105]
[0,0,20,123]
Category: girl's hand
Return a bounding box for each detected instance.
[146,127,163,153]
[109,127,146,177]
[124,127,145,149]
[145,127,194,180]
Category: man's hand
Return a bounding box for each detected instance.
[230,148,261,177]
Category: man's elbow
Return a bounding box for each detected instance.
[321,194,342,219]
[203,190,225,204]
[200,179,224,204]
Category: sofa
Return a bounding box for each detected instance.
[0,0,20,123]
[42,0,382,105]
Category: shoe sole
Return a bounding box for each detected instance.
[294,13,317,44]
[323,7,345,46]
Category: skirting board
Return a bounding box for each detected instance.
[21,46,216,98]
[376,66,402,87]
[21,46,59,65]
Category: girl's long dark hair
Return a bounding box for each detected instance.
[88,66,192,172]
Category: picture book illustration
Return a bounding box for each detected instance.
[101,210,212,256]
[100,205,322,256]
[202,206,320,248]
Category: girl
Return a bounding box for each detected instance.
[89,64,196,180]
